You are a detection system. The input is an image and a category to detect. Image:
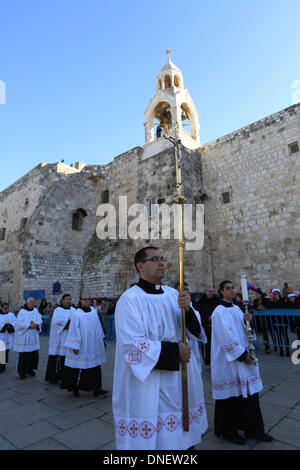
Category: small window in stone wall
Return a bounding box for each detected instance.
[0,227,6,240]
[222,192,230,204]
[72,209,87,231]
[20,217,27,228]
[101,190,109,204]
[288,141,299,154]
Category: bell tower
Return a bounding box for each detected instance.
[143,51,200,159]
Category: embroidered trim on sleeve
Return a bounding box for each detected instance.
[222,341,239,354]
[212,374,261,391]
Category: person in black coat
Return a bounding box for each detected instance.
[285,293,300,341]
[251,290,274,354]
[194,287,220,365]
[267,289,289,357]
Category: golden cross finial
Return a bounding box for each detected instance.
[166,49,172,60]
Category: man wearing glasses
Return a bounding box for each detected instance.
[194,286,220,366]
[113,246,208,450]
[60,293,107,397]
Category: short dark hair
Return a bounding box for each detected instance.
[134,246,158,274]
[61,294,71,300]
[1,303,9,308]
[218,280,232,296]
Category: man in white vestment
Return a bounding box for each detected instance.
[113,246,208,450]
[13,297,42,379]
[0,303,16,373]
[211,280,273,445]
[60,293,107,397]
[45,294,75,384]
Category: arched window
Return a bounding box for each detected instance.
[72,208,87,231]
[164,75,171,89]
[181,103,192,136]
[0,227,6,241]
[153,102,172,138]
[174,75,180,87]
[101,190,109,203]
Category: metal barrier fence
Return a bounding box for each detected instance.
[99,310,300,347]
[250,309,300,350]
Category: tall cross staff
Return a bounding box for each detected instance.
[164,130,189,432]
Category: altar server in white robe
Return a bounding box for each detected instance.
[60,293,107,397]
[13,298,42,379]
[211,280,273,445]
[0,303,16,373]
[45,294,75,384]
[113,246,208,451]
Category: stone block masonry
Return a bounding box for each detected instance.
[200,103,300,291]
[0,103,299,308]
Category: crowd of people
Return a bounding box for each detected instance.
[0,249,299,450]
[191,283,300,363]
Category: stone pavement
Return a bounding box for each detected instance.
[0,337,299,450]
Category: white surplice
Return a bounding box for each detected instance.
[64,307,106,369]
[13,308,42,352]
[0,313,16,350]
[49,306,75,356]
[112,285,208,451]
[211,303,263,400]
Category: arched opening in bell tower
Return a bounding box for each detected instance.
[152,102,172,139]
[164,75,171,89]
[174,75,180,88]
[180,103,192,137]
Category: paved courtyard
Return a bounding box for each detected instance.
[0,336,299,450]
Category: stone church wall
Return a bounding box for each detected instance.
[0,103,299,308]
[201,103,300,292]
[0,164,44,305]
[80,144,207,297]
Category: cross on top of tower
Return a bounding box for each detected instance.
[166,49,172,60]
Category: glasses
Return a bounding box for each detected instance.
[81,297,91,300]
[143,256,166,263]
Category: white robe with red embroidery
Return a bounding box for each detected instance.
[211,303,263,400]
[112,285,208,450]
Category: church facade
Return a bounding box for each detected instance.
[0,57,299,308]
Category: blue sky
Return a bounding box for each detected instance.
[0,0,300,191]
